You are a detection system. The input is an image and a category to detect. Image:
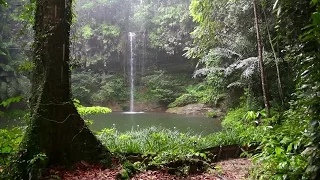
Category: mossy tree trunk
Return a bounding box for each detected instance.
[13,0,110,179]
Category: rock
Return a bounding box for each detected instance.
[116,169,129,180]
[166,103,225,117]
[104,102,167,112]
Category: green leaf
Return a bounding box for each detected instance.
[287,143,293,152]
[275,147,284,155]
[0,50,6,56]
[1,146,12,153]
[0,96,23,107]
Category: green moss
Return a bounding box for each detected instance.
[206,111,218,118]
[116,169,129,180]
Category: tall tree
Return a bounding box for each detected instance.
[253,0,271,117]
[11,0,110,178]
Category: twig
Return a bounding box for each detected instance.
[42,114,75,124]
[216,174,233,180]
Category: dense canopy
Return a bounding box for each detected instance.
[0,0,319,179]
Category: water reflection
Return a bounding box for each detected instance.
[87,112,222,136]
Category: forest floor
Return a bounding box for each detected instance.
[45,158,252,180]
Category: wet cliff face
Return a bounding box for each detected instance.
[103,101,166,112]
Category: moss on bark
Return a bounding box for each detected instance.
[3,0,111,179]
[8,106,111,179]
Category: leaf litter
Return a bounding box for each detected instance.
[44,158,251,180]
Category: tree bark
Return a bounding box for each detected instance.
[253,0,271,117]
[12,0,110,179]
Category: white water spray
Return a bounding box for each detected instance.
[129,32,135,112]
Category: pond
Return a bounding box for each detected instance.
[86,112,222,136]
[0,112,222,136]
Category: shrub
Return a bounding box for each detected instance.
[168,93,198,108]
[251,109,310,179]
[206,111,217,118]
[71,71,101,105]
[170,83,227,108]
[71,72,128,105]
[0,127,24,165]
[91,77,128,104]
[74,99,112,116]
[141,71,188,105]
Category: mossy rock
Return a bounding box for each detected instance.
[206,111,218,118]
[116,169,129,180]
[116,161,139,180]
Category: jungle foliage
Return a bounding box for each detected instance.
[0,0,195,109]
[0,0,320,179]
[182,0,320,179]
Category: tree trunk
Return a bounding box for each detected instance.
[262,8,284,105]
[13,0,110,178]
[253,0,271,117]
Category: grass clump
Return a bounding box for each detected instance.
[97,127,213,165]
[97,127,205,154]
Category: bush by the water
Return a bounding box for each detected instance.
[72,72,128,105]
[168,93,198,108]
[1,105,304,179]
[141,70,192,105]
[169,83,227,108]
[206,111,218,118]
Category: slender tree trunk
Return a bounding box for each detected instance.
[12,0,110,179]
[262,8,284,105]
[253,0,271,117]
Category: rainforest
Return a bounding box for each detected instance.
[0,0,319,179]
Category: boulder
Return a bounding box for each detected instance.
[166,103,224,117]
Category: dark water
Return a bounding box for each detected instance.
[0,112,222,136]
[86,112,222,136]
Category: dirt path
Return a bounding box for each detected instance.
[45,158,252,180]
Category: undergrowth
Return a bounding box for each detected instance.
[1,104,306,179]
[251,109,310,179]
[0,102,111,174]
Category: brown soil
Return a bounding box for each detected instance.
[45,158,252,180]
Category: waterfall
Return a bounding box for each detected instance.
[129,32,135,112]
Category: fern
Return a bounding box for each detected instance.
[0,95,23,107]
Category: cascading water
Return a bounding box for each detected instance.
[129,32,135,112]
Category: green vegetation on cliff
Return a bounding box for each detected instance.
[0,0,320,179]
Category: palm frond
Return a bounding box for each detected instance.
[227,81,246,88]
[225,57,258,78]
[193,67,225,77]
